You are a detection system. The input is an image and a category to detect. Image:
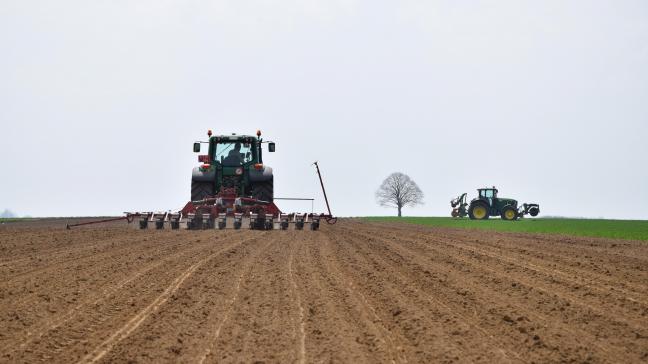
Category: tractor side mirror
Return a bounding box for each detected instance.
[268,142,275,152]
[193,142,201,153]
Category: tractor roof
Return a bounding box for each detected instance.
[210,134,257,141]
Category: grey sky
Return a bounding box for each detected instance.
[1,1,647,219]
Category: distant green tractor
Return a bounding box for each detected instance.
[451,187,539,221]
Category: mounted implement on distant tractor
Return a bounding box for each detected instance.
[67,130,336,231]
[451,186,539,221]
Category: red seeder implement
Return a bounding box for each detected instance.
[67,162,336,231]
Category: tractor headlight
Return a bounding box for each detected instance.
[235,167,243,175]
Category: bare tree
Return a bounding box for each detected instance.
[375,172,424,217]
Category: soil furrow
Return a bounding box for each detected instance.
[79,234,255,364]
[339,224,642,363]
[293,232,402,363]
[4,232,236,356]
[328,228,527,363]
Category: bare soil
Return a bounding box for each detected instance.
[1,219,647,363]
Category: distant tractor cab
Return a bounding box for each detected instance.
[451,186,539,221]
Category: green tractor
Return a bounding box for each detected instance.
[451,187,539,221]
[191,129,275,203]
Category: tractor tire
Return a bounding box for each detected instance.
[191,180,214,202]
[529,206,540,217]
[250,178,273,202]
[468,202,489,220]
[501,206,518,221]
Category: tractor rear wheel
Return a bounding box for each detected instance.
[191,180,214,201]
[529,206,540,217]
[468,202,489,220]
[501,206,518,221]
[250,178,273,202]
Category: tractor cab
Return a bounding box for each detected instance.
[477,187,498,205]
[209,135,260,167]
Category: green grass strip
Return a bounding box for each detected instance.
[364,217,648,241]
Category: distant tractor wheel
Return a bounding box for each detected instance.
[250,178,273,202]
[529,206,540,217]
[469,202,489,220]
[191,180,214,201]
[501,206,518,221]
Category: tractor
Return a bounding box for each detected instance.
[191,129,275,203]
[451,187,539,221]
[66,129,336,230]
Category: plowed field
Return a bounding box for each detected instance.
[1,219,647,363]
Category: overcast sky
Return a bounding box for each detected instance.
[1,0,647,219]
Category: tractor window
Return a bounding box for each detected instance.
[215,142,253,166]
[481,189,495,199]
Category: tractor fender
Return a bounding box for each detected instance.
[469,198,486,207]
[191,167,216,182]
[249,166,273,182]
